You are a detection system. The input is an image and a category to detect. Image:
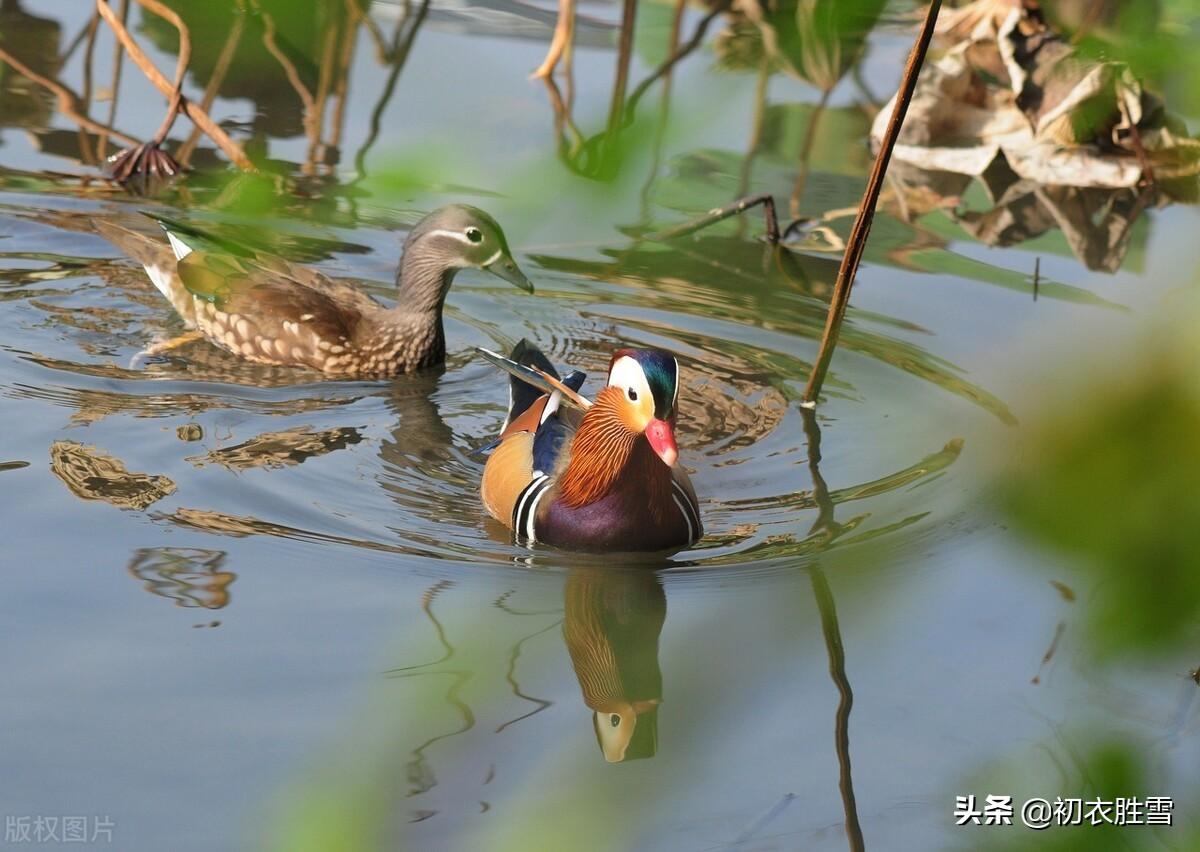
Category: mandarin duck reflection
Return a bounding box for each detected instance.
[96,205,532,375]
[478,340,702,553]
[563,568,666,762]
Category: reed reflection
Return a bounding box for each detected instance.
[801,406,863,851]
[0,0,62,131]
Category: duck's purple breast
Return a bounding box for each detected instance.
[535,484,693,553]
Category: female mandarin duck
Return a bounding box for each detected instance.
[479,340,702,552]
[96,205,531,376]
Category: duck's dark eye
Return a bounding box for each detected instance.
[610,714,621,727]
[627,387,638,402]
[465,227,483,243]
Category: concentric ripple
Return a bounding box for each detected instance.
[0,196,1000,573]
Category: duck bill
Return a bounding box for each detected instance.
[645,418,678,468]
[486,255,534,292]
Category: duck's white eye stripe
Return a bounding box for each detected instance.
[425,228,474,245]
[671,357,680,409]
[607,356,652,406]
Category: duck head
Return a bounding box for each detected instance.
[604,348,680,468]
[399,205,533,308]
[593,701,661,763]
[557,348,683,510]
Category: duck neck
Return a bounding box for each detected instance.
[558,387,672,510]
[395,241,460,316]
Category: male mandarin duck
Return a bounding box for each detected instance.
[96,205,532,376]
[479,340,702,553]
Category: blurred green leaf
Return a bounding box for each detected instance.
[998,352,1200,654]
[961,736,1198,852]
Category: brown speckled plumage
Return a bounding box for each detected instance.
[99,205,532,376]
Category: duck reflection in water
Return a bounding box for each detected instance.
[563,567,666,763]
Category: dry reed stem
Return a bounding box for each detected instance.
[532,0,575,79]
[132,0,191,143]
[177,9,244,167]
[650,193,780,242]
[96,0,252,170]
[0,46,139,145]
[329,1,362,154]
[98,0,129,162]
[801,0,941,405]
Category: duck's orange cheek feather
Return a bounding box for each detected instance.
[611,393,654,434]
[617,406,643,433]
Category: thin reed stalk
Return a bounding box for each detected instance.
[96,0,252,170]
[801,1,941,404]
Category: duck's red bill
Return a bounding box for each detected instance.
[646,418,678,467]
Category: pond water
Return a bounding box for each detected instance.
[1,1,1198,850]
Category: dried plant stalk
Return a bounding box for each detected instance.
[133,0,191,143]
[801,0,942,404]
[0,46,140,145]
[95,0,252,170]
[177,8,245,166]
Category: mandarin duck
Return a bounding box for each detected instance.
[96,205,532,376]
[479,340,702,553]
[563,567,666,762]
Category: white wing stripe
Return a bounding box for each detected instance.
[513,474,549,540]
[165,231,193,261]
[525,482,551,543]
[672,494,694,544]
[671,480,701,542]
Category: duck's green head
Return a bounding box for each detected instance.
[406,204,533,292]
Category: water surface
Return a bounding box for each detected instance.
[1,1,1198,849]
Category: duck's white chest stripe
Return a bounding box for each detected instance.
[513,474,551,543]
[671,480,701,543]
